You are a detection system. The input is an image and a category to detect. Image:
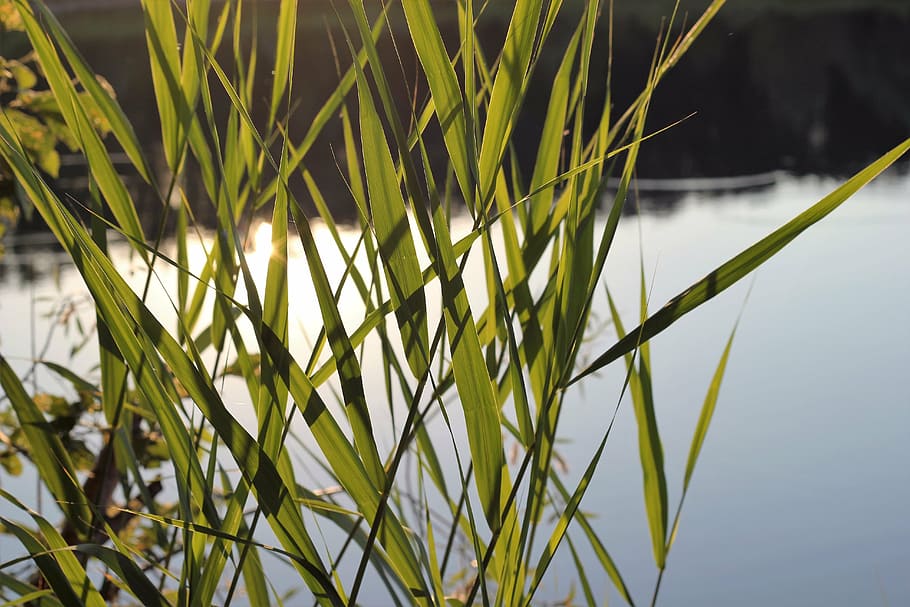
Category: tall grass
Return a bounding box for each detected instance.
[0,0,906,604]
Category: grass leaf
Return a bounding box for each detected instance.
[571,136,910,386]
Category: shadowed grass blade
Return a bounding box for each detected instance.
[0,575,61,607]
[0,357,92,540]
[402,0,472,201]
[352,47,429,379]
[257,333,430,600]
[289,197,386,487]
[477,0,543,208]
[0,490,106,607]
[0,132,342,602]
[72,545,169,607]
[0,518,101,607]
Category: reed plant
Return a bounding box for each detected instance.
[0,0,906,604]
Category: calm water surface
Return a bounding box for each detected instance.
[0,172,908,605]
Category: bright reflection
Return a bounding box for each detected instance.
[252,220,274,255]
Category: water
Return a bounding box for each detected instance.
[1,171,908,604]
[559,174,910,605]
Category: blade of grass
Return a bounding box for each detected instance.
[0,356,92,541]
[549,473,635,605]
[0,574,62,607]
[289,197,386,486]
[476,0,543,208]
[0,490,106,607]
[420,138,505,532]
[13,0,147,256]
[655,305,746,606]
[139,0,188,172]
[606,289,667,569]
[0,134,342,602]
[401,0,472,201]
[268,0,297,126]
[72,544,169,607]
[350,42,429,379]
[29,0,152,181]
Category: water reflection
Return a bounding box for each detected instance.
[0,233,69,286]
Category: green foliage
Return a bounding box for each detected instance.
[0,0,906,605]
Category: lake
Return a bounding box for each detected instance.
[1,170,907,604]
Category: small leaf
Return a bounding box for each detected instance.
[0,451,22,476]
[9,60,37,89]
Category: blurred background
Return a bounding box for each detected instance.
[5,0,909,226]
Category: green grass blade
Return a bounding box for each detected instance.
[0,517,102,607]
[420,140,505,532]
[462,0,477,209]
[268,0,297,126]
[195,473,260,607]
[566,533,596,607]
[656,315,742,606]
[550,473,635,606]
[29,0,152,181]
[237,530,274,607]
[257,148,291,463]
[489,176,538,443]
[0,490,106,607]
[257,333,430,600]
[288,198,386,487]
[527,23,581,238]
[684,329,736,493]
[523,424,608,607]
[37,361,97,393]
[401,0,472,201]
[0,574,62,607]
[416,463,448,607]
[255,4,390,209]
[0,135,341,601]
[476,0,543,207]
[606,291,667,568]
[571,136,910,385]
[178,0,213,150]
[667,321,739,554]
[352,50,429,379]
[139,0,186,171]
[13,0,147,254]
[343,11,508,535]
